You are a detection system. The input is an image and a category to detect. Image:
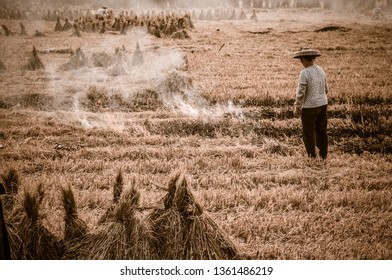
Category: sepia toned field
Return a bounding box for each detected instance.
[0,8,391,259]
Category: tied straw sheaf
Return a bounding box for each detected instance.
[1,168,238,260]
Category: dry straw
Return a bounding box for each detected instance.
[0,169,19,211]
[25,46,45,70]
[150,170,238,260]
[67,186,156,260]
[98,168,124,225]
[61,186,88,242]
[16,184,63,259]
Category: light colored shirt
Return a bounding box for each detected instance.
[295,64,328,109]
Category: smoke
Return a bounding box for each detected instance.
[44,28,243,132]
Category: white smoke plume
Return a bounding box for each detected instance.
[44,28,244,131]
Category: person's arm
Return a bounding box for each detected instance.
[325,76,329,95]
[294,71,307,116]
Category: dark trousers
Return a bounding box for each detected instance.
[301,105,328,159]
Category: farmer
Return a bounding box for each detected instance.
[293,47,329,160]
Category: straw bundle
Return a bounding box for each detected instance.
[149,171,186,259]
[67,186,156,260]
[92,52,114,68]
[107,49,128,76]
[20,22,27,36]
[25,46,45,70]
[98,169,124,225]
[150,171,238,260]
[170,29,190,39]
[131,42,144,66]
[54,16,62,31]
[59,47,88,71]
[17,184,63,259]
[61,186,88,241]
[1,169,20,211]
[184,214,238,260]
[159,70,193,94]
[62,19,72,31]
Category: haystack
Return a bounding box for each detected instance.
[61,186,88,242]
[205,9,213,20]
[184,14,194,29]
[20,22,27,35]
[250,10,258,20]
[131,41,144,66]
[15,184,63,259]
[71,25,82,37]
[91,52,114,68]
[0,169,19,211]
[199,10,205,20]
[59,47,88,71]
[62,18,72,31]
[34,30,46,37]
[149,171,238,260]
[170,29,190,39]
[66,186,156,260]
[98,169,124,225]
[54,16,62,31]
[107,49,128,76]
[148,171,186,259]
[159,70,193,94]
[1,25,11,36]
[100,21,106,34]
[238,10,247,20]
[25,46,45,70]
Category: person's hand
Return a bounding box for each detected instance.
[293,106,301,117]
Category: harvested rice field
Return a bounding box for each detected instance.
[0,5,391,260]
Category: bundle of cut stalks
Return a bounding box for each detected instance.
[250,10,258,21]
[158,70,193,94]
[238,10,247,20]
[19,22,27,36]
[1,169,23,260]
[2,25,12,36]
[0,169,20,211]
[131,41,144,66]
[92,52,114,68]
[170,29,190,39]
[107,49,128,76]
[149,171,238,260]
[71,26,82,37]
[34,30,46,37]
[25,46,45,70]
[62,19,72,31]
[149,172,187,259]
[66,186,156,260]
[59,47,88,71]
[98,169,124,225]
[16,184,63,259]
[61,186,88,242]
[54,16,62,31]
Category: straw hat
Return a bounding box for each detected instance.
[293,47,321,59]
